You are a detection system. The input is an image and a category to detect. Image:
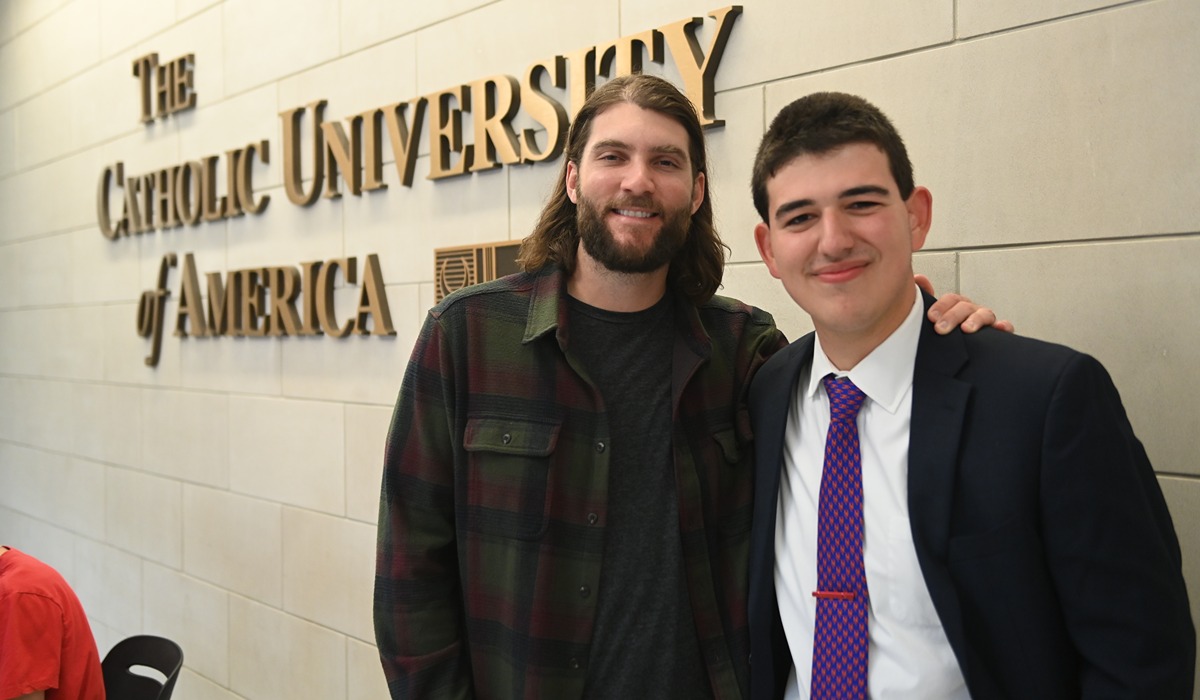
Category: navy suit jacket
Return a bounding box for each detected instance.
[747,293,1195,699]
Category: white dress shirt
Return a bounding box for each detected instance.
[774,288,968,700]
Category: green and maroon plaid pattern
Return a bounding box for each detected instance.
[374,265,785,699]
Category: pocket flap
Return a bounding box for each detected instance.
[464,417,560,457]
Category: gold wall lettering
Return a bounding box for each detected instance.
[280,6,743,196]
[104,7,745,366]
[132,52,197,123]
[137,252,396,367]
[97,141,270,239]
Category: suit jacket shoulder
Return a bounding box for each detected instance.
[909,294,1195,699]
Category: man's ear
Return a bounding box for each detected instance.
[690,171,706,215]
[907,186,933,252]
[754,222,782,280]
[565,161,580,204]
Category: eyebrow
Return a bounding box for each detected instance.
[771,184,892,222]
[589,139,688,160]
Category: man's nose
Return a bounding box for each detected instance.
[621,159,655,195]
[816,210,855,256]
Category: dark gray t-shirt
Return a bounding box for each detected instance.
[570,294,712,700]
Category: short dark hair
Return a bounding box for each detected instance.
[751,92,914,221]
[518,73,726,304]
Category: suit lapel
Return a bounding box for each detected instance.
[760,339,813,451]
[908,293,972,670]
[754,335,815,534]
[749,334,814,695]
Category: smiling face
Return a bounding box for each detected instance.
[565,102,705,274]
[754,142,932,367]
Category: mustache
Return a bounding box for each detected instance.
[607,195,658,211]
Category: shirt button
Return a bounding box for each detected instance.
[587,512,598,525]
[570,657,581,670]
[501,433,512,444]
[579,585,591,599]
[595,441,606,453]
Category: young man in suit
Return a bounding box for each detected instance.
[746,92,1194,699]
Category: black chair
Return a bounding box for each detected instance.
[101,635,184,700]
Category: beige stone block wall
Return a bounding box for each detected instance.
[0,1,1195,697]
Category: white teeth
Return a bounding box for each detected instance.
[615,209,654,218]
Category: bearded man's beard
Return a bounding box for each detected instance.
[575,193,692,274]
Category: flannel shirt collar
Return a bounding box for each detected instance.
[523,265,564,345]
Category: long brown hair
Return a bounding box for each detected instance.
[517,74,726,305]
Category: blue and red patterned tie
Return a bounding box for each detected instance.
[811,374,869,700]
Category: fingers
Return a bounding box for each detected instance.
[928,295,993,334]
[927,290,1014,334]
[927,293,964,330]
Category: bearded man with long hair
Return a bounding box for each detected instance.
[518,74,725,304]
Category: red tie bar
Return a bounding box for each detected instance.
[812,590,856,600]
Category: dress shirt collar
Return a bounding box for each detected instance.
[806,286,923,415]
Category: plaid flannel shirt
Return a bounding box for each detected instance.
[375,265,786,699]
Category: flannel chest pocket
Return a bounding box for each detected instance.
[463,416,560,540]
